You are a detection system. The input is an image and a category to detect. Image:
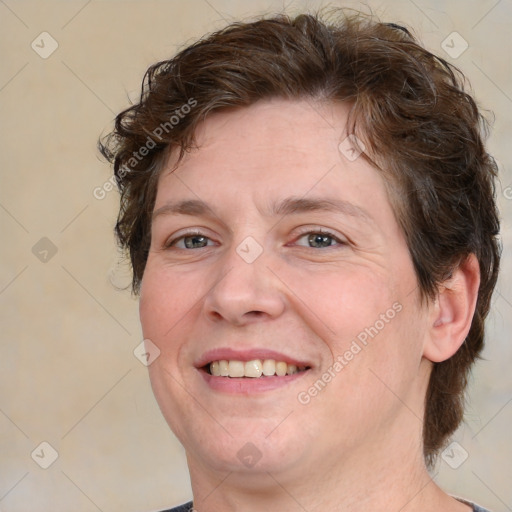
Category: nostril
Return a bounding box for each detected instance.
[207,310,226,322]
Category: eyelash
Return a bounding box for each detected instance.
[165,228,346,250]
[165,230,214,249]
[292,228,347,248]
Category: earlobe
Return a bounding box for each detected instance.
[423,254,480,363]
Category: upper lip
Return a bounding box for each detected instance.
[195,348,313,369]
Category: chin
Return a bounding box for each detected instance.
[180,420,309,476]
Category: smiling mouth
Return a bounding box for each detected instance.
[205,359,310,378]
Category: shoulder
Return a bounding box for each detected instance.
[156,499,493,512]
[456,497,492,512]
[154,502,194,512]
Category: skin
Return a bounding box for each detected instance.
[139,98,479,511]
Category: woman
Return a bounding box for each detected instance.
[100,10,500,511]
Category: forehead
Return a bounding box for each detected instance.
[155,98,394,226]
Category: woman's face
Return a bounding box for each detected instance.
[139,98,431,478]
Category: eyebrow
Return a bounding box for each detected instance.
[153,199,212,219]
[152,197,373,223]
[270,197,372,222]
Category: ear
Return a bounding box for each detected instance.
[423,254,480,363]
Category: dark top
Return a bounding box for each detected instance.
[157,504,193,512]
[158,500,491,511]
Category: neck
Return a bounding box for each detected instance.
[186,432,456,512]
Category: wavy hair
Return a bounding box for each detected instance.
[99,10,501,465]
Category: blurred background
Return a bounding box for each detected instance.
[0,1,511,511]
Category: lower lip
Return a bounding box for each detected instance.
[199,369,309,394]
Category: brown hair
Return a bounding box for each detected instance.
[99,10,500,465]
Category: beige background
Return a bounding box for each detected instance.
[0,0,511,511]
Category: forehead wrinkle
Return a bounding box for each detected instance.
[152,196,374,227]
[266,196,374,224]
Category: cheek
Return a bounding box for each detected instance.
[139,261,201,357]
[308,304,427,437]
[139,263,204,438]
[140,257,203,320]
[292,260,424,382]
[284,262,398,345]
[139,272,170,340]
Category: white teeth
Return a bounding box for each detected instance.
[228,360,245,377]
[262,359,276,376]
[219,360,229,376]
[208,359,306,378]
[210,361,220,376]
[244,360,263,378]
[276,361,287,376]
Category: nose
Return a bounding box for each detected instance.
[203,243,286,326]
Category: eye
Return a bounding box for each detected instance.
[294,230,345,249]
[167,232,215,249]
